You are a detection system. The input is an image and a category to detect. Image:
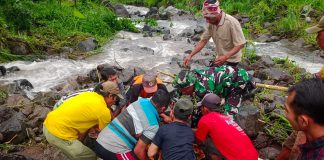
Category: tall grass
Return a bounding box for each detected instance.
[0,0,138,62]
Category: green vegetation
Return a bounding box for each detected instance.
[110,0,323,45]
[0,0,138,63]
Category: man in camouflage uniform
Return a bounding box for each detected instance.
[173,65,254,127]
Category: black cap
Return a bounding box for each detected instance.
[197,93,221,110]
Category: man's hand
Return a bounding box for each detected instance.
[88,127,99,139]
[214,55,229,66]
[134,139,149,160]
[183,55,192,67]
[160,113,172,123]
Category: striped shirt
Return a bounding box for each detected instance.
[96,98,160,153]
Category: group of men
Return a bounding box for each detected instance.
[43,0,324,159]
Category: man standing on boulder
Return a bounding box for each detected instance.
[183,0,246,67]
[306,16,324,79]
[43,81,122,160]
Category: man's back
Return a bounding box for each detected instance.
[44,92,111,140]
[196,112,258,160]
[152,122,195,160]
[96,98,160,153]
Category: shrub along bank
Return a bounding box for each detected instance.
[0,0,138,63]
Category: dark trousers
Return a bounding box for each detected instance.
[94,141,139,160]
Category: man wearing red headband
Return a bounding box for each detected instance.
[184,0,246,68]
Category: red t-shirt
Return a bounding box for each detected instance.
[195,112,258,160]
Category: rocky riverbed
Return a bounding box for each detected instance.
[0,4,322,160]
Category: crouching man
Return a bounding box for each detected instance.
[195,93,258,160]
[43,81,122,160]
[148,98,196,160]
[94,89,171,160]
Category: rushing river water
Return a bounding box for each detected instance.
[0,7,323,92]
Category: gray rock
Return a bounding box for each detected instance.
[235,105,262,138]
[21,105,33,116]
[270,36,280,42]
[142,24,151,32]
[28,106,51,122]
[163,34,172,40]
[253,132,270,149]
[262,68,294,83]
[261,101,276,113]
[6,94,32,109]
[14,79,34,91]
[260,55,275,67]
[118,68,135,84]
[0,152,31,160]
[154,26,170,34]
[263,22,271,28]
[34,136,42,143]
[7,40,31,55]
[77,38,98,52]
[194,26,205,34]
[146,7,158,18]
[0,105,13,123]
[293,38,305,47]
[305,17,311,23]
[262,80,275,85]
[59,47,74,55]
[53,79,79,93]
[112,4,130,17]
[164,6,180,17]
[7,66,20,72]
[179,28,195,37]
[0,66,6,76]
[0,110,27,144]
[256,34,271,42]
[259,147,281,159]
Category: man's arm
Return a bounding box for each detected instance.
[214,44,244,65]
[134,139,149,160]
[183,39,209,67]
[147,143,159,159]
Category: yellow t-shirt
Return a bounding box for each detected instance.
[44,92,111,140]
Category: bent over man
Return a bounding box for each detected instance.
[43,81,122,160]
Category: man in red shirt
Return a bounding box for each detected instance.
[195,93,258,160]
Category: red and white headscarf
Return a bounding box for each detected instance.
[202,0,221,17]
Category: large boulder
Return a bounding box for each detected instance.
[262,68,294,83]
[77,38,98,52]
[6,38,31,55]
[0,66,6,76]
[235,105,263,138]
[111,4,130,17]
[7,66,20,73]
[146,7,158,19]
[0,107,27,144]
[6,94,32,109]
[14,79,34,91]
[253,132,270,149]
[260,55,275,67]
[26,105,51,128]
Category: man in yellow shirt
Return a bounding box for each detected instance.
[43,81,122,160]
